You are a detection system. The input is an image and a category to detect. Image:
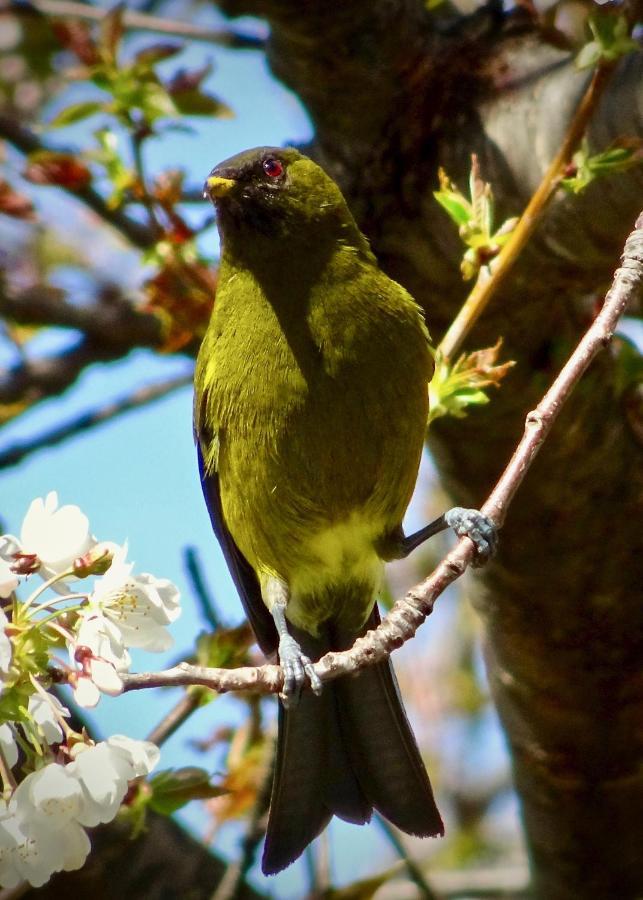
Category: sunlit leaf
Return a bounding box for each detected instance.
[429,339,515,423]
[48,100,106,129]
[148,767,227,816]
[134,43,183,66]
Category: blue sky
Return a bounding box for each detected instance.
[0,8,519,895]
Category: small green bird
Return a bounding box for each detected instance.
[195,146,495,874]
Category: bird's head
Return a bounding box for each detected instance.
[204,147,364,253]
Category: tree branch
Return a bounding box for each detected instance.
[22,0,265,50]
[0,372,193,469]
[438,59,616,361]
[0,286,163,347]
[0,114,156,251]
[120,209,642,695]
[0,338,131,409]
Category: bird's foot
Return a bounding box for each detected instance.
[444,507,498,566]
[278,633,322,708]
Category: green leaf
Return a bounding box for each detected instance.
[48,100,106,129]
[169,87,233,118]
[428,341,514,423]
[148,767,227,816]
[577,13,637,69]
[134,43,183,66]
[433,190,471,227]
[196,624,252,669]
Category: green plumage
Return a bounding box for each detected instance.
[195,147,443,874]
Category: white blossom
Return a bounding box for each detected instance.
[87,658,123,696]
[1,766,91,887]
[105,735,160,778]
[69,615,128,706]
[72,675,100,709]
[20,492,96,585]
[88,546,180,651]
[28,692,69,745]
[68,737,159,826]
[0,724,18,769]
[75,613,131,671]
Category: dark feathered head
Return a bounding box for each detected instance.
[204,146,358,245]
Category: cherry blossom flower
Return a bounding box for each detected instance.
[0,724,18,769]
[69,615,128,706]
[1,766,91,887]
[28,692,69,745]
[20,492,96,586]
[71,675,101,709]
[88,546,180,651]
[68,736,160,826]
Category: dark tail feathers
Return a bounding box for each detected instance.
[261,621,443,875]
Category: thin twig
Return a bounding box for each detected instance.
[146,690,205,746]
[210,741,275,900]
[120,210,643,697]
[20,0,265,50]
[375,815,438,900]
[0,373,193,470]
[439,61,616,361]
[0,114,155,251]
[131,127,161,235]
[184,546,223,631]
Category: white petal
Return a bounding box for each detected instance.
[28,693,69,745]
[15,764,84,825]
[21,493,94,574]
[67,742,132,826]
[75,614,130,671]
[72,676,100,708]
[0,812,25,888]
[106,736,160,777]
[115,616,174,652]
[89,659,123,696]
[0,724,18,769]
[58,819,91,872]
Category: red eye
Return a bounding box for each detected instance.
[262,157,283,178]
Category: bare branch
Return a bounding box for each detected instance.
[120,209,643,696]
[375,815,439,900]
[184,546,224,631]
[0,286,162,347]
[145,691,205,748]
[0,114,155,251]
[0,338,130,408]
[0,372,193,470]
[21,0,265,50]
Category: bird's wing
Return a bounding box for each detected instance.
[197,443,278,658]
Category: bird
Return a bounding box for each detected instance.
[195,146,496,875]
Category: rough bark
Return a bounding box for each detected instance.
[213,2,643,896]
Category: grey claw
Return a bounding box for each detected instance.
[445,507,498,567]
[278,634,321,707]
